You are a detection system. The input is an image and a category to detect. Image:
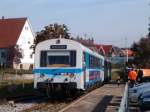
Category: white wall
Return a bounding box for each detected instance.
[17,19,35,69]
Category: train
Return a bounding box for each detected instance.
[33,38,111,95]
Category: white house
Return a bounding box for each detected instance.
[0,17,35,69]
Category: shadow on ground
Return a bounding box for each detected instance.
[92,95,122,112]
[0,82,78,105]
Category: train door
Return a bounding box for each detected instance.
[83,52,86,89]
[104,60,111,82]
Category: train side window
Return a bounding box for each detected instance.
[40,51,47,67]
[83,52,87,68]
[89,55,91,68]
[90,55,92,68]
[92,56,94,68]
[89,55,103,69]
[99,59,102,68]
[83,52,86,62]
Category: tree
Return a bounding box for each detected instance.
[7,45,23,68]
[131,37,150,68]
[31,23,70,53]
[148,23,150,38]
[13,45,23,65]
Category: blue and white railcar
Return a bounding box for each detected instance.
[34,39,104,91]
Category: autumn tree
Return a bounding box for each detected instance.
[31,23,70,53]
[131,36,150,68]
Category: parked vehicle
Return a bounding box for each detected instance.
[139,90,150,110]
[141,76,150,82]
[129,83,150,103]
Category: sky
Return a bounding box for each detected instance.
[0,0,149,47]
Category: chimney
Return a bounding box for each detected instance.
[2,16,4,19]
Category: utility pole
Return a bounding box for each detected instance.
[148,2,150,38]
[125,37,128,63]
[148,17,150,38]
[123,37,128,82]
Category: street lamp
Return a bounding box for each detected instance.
[125,37,128,63]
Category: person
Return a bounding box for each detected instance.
[137,69,143,83]
[125,66,131,82]
[116,77,121,86]
[128,68,137,87]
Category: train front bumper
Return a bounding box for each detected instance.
[37,82,77,89]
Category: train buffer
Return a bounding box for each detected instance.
[59,84,125,112]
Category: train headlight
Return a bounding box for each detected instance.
[69,73,74,78]
[40,74,45,78]
[48,78,53,82]
[64,78,68,82]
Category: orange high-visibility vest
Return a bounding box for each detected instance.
[128,70,137,81]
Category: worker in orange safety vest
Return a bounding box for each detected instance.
[128,69,137,87]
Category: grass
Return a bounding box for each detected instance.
[0,79,34,98]
[0,68,33,75]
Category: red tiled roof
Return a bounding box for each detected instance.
[95,44,101,49]
[0,17,27,48]
[122,49,134,57]
[101,45,113,55]
[95,44,112,55]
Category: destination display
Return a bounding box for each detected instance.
[50,45,67,49]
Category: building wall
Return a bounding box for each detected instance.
[16,19,34,69]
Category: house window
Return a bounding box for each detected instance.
[29,64,33,70]
[25,26,28,30]
[20,64,23,69]
[1,52,6,58]
[30,54,33,59]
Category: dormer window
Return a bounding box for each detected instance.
[25,26,28,30]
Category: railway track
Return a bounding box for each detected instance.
[6,93,46,103]
[0,84,104,112]
[20,85,102,112]
[20,92,81,112]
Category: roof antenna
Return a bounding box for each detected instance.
[59,34,62,39]
[56,35,61,44]
[2,16,4,19]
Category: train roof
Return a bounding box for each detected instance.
[36,38,104,59]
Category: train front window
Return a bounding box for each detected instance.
[40,51,76,67]
[48,51,70,67]
[48,56,69,65]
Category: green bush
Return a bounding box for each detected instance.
[111,69,124,81]
[0,81,34,98]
